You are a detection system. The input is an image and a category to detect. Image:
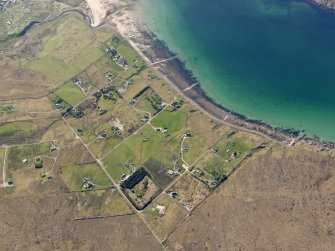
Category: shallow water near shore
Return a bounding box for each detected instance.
[136,0,335,141]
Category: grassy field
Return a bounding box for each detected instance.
[83,54,124,89]
[0,142,59,198]
[74,189,133,218]
[24,15,110,82]
[125,124,173,163]
[121,68,176,103]
[151,108,188,136]
[168,172,211,211]
[53,81,86,107]
[185,111,232,147]
[102,104,189,188]
[103,123,184,187]
[113,40,139,64]
[134,88,164,115]
[0,121,36,138]
[65,90,144,158]
[142,194,189,240]
[191,131,264,187]
[180,131,209,166]
[60,163,111,191]
[88,134,124,159]
[122,78,150,101]
[144,135,184,189]
[6,142,51,171]
[54,139,96,167]
[0,97,54,114]
[0,115,76,145]
[192,152,227,188]
[103,143,139,183]
[214,132,263,162]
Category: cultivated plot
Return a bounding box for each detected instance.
[192,131,265,188]
[103,142,139,183]
[121,167,160,210]
[74,189,133,219]
[59,163,112,191]
[0,141,60,198]
[24,15,110,82]
[142,193,189,241]
[52,81,87,107]
[0,116,75,145]
[144,135,185,190]
[167,172,211,211]
[65,87,145,158]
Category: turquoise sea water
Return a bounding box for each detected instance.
[137,0,335,141]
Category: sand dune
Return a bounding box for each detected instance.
[85,0,122,27]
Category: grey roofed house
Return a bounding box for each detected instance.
[158,101,166,107]
[99,132,108,139]
[84,182,94,189]
[128,99,136,106]
[72,76,81,84]
[210,147,218,153]
[35,163,43,168]
[184,133,192,138]
[55,103,64,110]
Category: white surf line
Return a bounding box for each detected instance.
[151,56,178,66]
[183,83,199,92]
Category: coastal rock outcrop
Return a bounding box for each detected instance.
[312,0,335,9]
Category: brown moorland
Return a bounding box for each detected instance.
[166,146,335,251]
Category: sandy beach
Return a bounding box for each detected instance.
[85,0,124,27]
[85,0,335,150]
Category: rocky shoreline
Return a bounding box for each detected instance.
[109,3,335,150]
[311,0,335,10]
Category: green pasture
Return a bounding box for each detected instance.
[54,81,86,107]
[0,121,36,138]
[61,163,111,191]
